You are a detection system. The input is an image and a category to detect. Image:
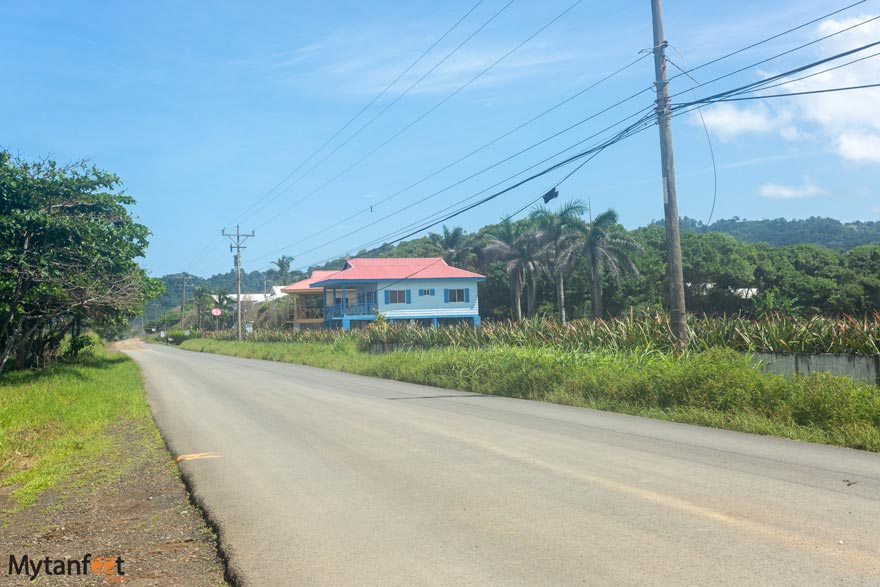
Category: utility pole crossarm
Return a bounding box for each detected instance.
[650,0,689,345]
[222,225,255,342]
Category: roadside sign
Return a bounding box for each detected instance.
[211,308,222,317]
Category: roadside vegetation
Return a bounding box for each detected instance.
[0,150,163,377]
[204,311,880,355]
[180,337,880,452]
[0,340,154,508]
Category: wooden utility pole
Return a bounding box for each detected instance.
[222,225,254,341]
[650,0,688,345]
[179,273,188,331]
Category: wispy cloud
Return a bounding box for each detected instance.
[758,177,826,199]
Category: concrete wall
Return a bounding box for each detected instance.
[752,352,880,386]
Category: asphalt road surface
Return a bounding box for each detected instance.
[127,343,880,587]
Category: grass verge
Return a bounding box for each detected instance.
[0,344,155,509]
[180,338,880,452]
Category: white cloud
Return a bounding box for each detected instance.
[758,177,826,199]
[834,132,880,163]
[695,14,880,164]
[696,102,804,142]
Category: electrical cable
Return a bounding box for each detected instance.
[252,53,654,250]
[248,6,879,270]
[191,3,876,279]
[672,38,880,108]
[667,14,880,101]
[250,104,657,267]
[287,111,657,272]
[234,0,490,226]
[707,82,880,101]
[666,47,718,226]
[240,0,514,226]
[250,0,587,230]
[667,0,866,82]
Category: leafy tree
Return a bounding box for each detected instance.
[0,151,162,374]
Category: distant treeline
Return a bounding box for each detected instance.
[151,215,880,320]
[672,216,880,250]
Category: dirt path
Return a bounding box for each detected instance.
[1,343,228,586]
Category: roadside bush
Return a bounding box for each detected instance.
[165,330,193,345]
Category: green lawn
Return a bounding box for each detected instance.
[180,338,880,452]
[0,345,156,509]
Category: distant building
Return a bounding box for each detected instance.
[282,258,485,330]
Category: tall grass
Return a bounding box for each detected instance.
[211,311,880,355]
[180,339,880,452]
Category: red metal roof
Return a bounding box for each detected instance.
[311,258,484,286]
[280,270,338,293]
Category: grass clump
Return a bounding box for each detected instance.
[0,345,154,509]
[179,339,880,452]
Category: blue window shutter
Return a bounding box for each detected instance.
[406,289,412,304]
[464,288,470,303]
[430,288,435,296]
[418,290,423,296]
[384,290,390,304]
[444,289,449,303]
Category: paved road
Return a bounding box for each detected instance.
[127,343,880,586]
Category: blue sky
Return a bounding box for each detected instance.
[2,0,879,278]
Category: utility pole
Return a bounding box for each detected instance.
[179,273,188,331]
[222,225,254,341]
[651,0,688,345]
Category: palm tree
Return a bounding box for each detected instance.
[485,217,543,321]
[270,255,295,286]
[192,286,212,331]
[531,200,588,324]
[430,225,466,265]
[213,289,233,330]
[582,209,643,319]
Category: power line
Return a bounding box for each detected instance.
[667,0,867,82]
[706,82,880,102]
[234,0,490,227]
[192,2,876,279]
[181,1,487,277]
[284,44,875,275]
[287,111,657,272]
[251,0,587,230]
[254,57,654,257]
[667,14,880,101]
[673,38,880,109]
[666,48,718,226]
[241,0,515,227]
[252,104,657,268]
[246,3,876,270]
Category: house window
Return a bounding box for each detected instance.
[448,289,465,302]
[419,288,434,296]
[388,290,407,304]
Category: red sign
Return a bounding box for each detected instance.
[211,308,222,317]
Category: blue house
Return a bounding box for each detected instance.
[311,257,485,330]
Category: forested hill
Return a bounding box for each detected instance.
[672,217,880,250]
